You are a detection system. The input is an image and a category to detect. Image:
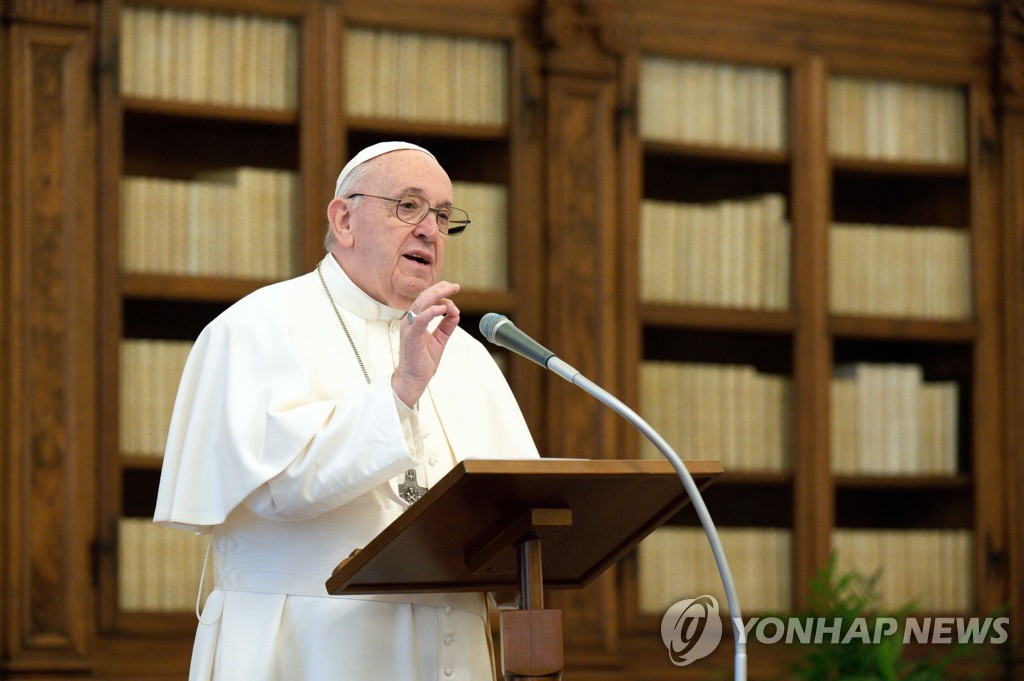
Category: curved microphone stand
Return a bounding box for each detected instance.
[545,355,747,681]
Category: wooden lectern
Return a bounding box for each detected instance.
[326,458,722,680]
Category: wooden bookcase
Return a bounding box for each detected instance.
[606,6,1007,678]
[3,0,1022,679]
[89,1,546,676]
[93,1,321,672]
[623,48,995,616]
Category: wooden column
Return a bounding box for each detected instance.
[998,2,1024,675]
[1,0,98,675]
[789,55,834,609]
[539,0,631,661]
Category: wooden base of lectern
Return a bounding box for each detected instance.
[501,531,564,680]
[501,609,563,680]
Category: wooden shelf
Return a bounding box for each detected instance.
[121,272,518,313]
[715,471,793,486]
[644,139,789,165]
[345,116,507,140]
[834,473,971,490]
[120,455,165,471]
[831,155,968,177]
[829,314,975,343]
[121,272,273,303]
[122,97,299,126]
[641,303,796,334]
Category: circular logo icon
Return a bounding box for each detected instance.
[660,595,723,666]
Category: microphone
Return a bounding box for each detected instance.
[479,313,556,368]
[477,312,747,681]
[480,313,581,383]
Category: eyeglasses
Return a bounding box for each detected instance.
[348,193,470,236]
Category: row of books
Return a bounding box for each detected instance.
[640,57,788,151]
[118,518,213,612]
[640,195,791,309]
[831,364,959,476]
[830,223,971,319]
[120,169,299,279]
[828,76,966,165]
[444,182,509,291]
[833,529,973,612]
[345,28,508,126]
[637,527,973,616]
[120,6,299,110]
[120,340,192,457]
[116,339,515,462]
[639,361,792,472]
[637,527,792,614]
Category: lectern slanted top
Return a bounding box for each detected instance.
[326,457,723,596]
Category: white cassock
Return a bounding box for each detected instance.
[154,254,540,681]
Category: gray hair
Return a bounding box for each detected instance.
[323,160,377,252]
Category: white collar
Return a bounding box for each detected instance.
[320,254,406,323]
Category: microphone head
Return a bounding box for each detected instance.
[479,313,508,343]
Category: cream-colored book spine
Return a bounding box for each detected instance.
[157,9,180,100]
[830,369,857,474]
[375,31,401,118]
[174,11,193,102]
[639,201,657,301]
[422,34,454,123]
[767,69,788,151]
[394,32,420,120]
[208,12,233,106]
[676,202,698,304]
[119,7,139,98]
[743,197,764,308]
[132,6,159,99]
[249,17,270,109]
[734,365,755,471]
[344,29,375,117]
[282,18,300,111]
[827,77,846,157]
[901,364,923,473]
[764,196,789,309]
[148,178,169,274]
[449,37,476,125]
[120,177,143,272]
[712,63,737,147]
[640,56,675,141]
[118,518,144,611]
[745,368,767,471]
[638,362,659,461]
[119,341,139,454]
[188,11,210,103]
[279,171,300,279]
[677,61,700,143]
[720,200,743,307]
[477,37,508,126]
[718,365,739,470]
[228,14,249,108]
[170,179,190,275]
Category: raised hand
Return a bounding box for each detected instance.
[391,280,461,408]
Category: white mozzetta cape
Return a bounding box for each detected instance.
[154,255,540,681]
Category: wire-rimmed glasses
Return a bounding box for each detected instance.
[348,193,470,235]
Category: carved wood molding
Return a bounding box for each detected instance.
[3,20,96,672]
[1000,0,1024,113]
[541,0,636,79]
[6,0,96,27]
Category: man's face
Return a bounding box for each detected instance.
[329,151,451,308]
